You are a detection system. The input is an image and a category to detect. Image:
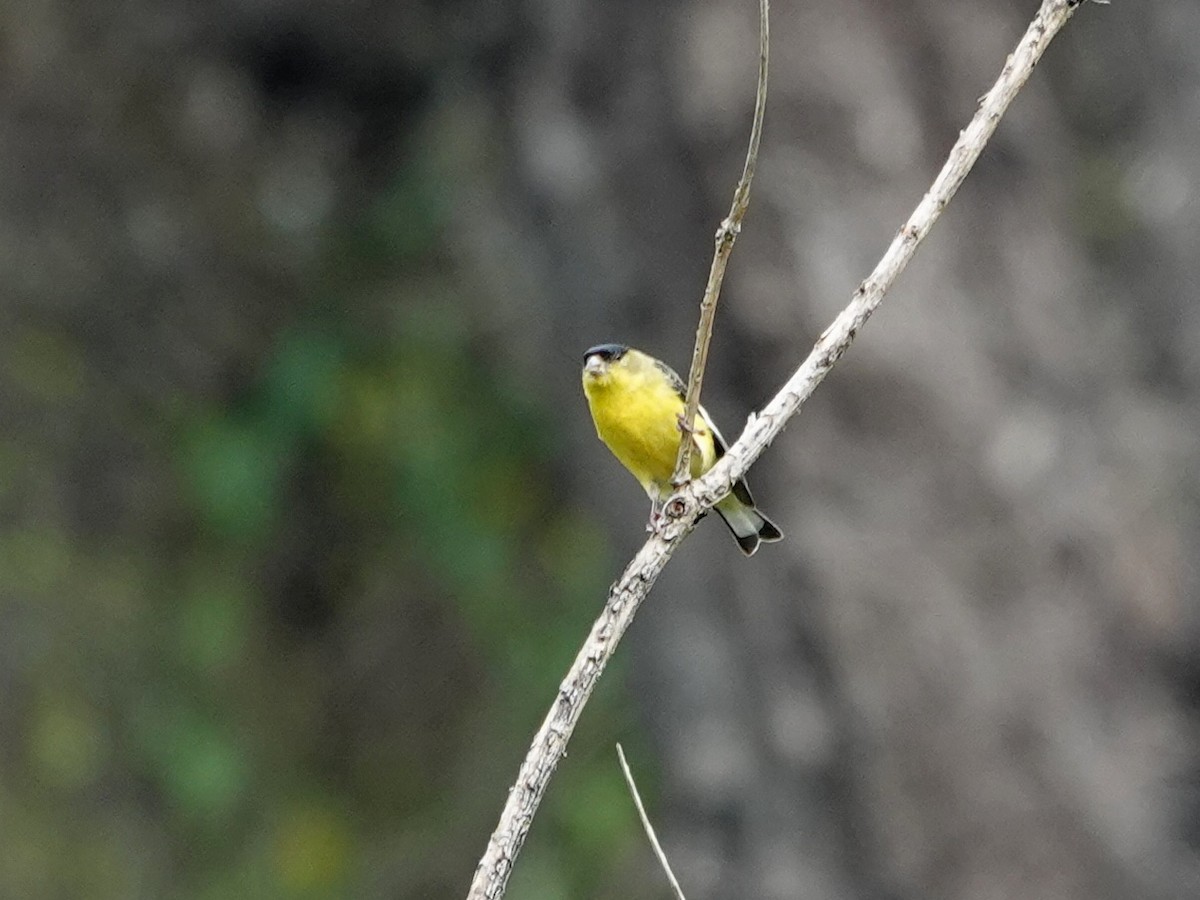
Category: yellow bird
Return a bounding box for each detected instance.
[581,343,783,556]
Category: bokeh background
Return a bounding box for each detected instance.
[3,0,1199,898]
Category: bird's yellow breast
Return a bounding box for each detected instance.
[583,363,715,497]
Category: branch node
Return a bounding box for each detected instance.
[663,495,691,521]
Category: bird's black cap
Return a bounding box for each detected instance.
[583,343,629,363]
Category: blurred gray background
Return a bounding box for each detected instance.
[2,0,1198,898]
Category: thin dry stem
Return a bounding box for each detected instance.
[617,744,688,900]
[465,3,1084,898]
[672,0,770,486]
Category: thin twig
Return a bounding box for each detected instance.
[617,744,688,900]
[465,3,1085,898]
[672,0,770,486]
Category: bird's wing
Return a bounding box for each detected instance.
[661,358,754,505]
[698,403,758,508]
[699,404,729,458]
[653,358,688,399]
[657,357,731,457]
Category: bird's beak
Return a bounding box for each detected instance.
[584,354,606,377]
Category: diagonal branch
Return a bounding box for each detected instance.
[617,744,688,900]
[465,3,1086,899]
[687,0,1090,509]
[672,0,770,486]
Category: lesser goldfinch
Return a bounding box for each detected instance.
[581,343,783,556]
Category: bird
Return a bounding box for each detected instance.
[581,343,783,555]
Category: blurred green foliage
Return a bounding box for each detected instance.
[1,149,650,898]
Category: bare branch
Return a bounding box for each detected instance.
[617,744,688,900]
[672,0,770,486]
[689,0,1085,511]
[467,537,687,900]
[465,3,1085,898]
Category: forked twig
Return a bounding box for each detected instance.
[672,0,770,486]
[617,744,688,900]
[465,4,1087,899]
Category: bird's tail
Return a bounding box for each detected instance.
[715,490,784,557]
